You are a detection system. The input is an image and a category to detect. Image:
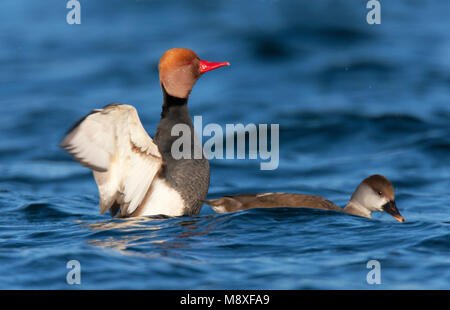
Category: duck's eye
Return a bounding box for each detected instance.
[377,191,383,196]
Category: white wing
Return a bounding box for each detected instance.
[60,104,163,216]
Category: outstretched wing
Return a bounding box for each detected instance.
[60,104,163,217]
[205,192,343,213]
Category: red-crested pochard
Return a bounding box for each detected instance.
[205,174,406,222]
[60,48,230,217]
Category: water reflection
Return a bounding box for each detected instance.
[79,214,227,258]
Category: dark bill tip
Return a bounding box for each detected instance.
[382,200,406,223]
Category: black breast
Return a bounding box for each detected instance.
[154,91,210,215]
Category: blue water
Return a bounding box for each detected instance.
[0,0,449,289]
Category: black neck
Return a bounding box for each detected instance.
[154,85,193,157]
[161,84,188,118]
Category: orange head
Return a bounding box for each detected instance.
[158,48,230,99]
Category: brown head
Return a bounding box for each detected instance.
[348,174,405,222]
[158,48,230,99]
